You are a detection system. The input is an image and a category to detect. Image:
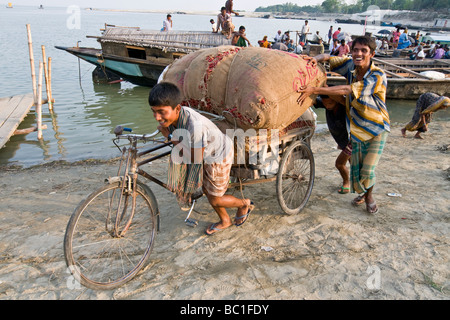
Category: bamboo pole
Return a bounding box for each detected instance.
[41,45,52,110]
[47,57,53,110]
[26,24,37,104]
[372,57,432,80]
[36,61,43,139]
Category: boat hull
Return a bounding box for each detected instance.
[56,46,168,86]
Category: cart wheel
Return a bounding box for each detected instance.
[276,140,315,215]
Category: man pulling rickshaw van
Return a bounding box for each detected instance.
[149,82,254,236]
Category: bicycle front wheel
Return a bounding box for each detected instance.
[64,181,157,290]
[276,140,315,215]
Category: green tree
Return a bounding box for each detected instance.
[321,0,343,12]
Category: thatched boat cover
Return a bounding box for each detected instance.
[99,26,232,53]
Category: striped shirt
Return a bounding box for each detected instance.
[330,56,390,142]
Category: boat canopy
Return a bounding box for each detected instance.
[98,26,232,53]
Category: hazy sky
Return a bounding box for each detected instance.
[13,0,329,12]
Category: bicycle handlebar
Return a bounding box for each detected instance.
[114,126,163,143]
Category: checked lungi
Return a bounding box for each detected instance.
[350,131,388,194]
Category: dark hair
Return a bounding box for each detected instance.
[148,82,182,108]
[221,6,226,11]
[167,14,171,18]
[351,36,377,53]
[239,25,245,31]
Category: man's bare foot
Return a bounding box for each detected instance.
[401,128,406,138]
[414,132,423,139]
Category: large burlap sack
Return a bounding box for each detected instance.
[161,45,326,130]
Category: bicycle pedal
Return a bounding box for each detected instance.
[185,218,198,228]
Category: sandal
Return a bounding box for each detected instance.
[234,201,255,227]
[205,223,227,236]
[351,195,365,206]
[338,186,350,194]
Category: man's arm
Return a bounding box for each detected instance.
[297,85,352,105]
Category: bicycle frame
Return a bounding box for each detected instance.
[111,130,172,236]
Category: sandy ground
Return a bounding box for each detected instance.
[0,122,448,300]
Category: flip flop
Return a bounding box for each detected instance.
[234,201,255,227]
[205,223,227,236]
[351,195,365,206]
[338,186,350,194]
[366,202,379,214]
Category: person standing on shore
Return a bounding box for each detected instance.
[297,36,390,214]
[162,14,173,31]
[313,94,351,194]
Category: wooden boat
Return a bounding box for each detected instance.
[56,24,232,86]
[326,57,450,99]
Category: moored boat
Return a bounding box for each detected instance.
[56,24,232,86]
[326,57,450,99]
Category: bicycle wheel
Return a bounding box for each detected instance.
[64,181,157,290]
[276,140,315,215]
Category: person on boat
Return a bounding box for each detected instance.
[397,29,411,49]
[415,31,421,46]
[311,31,323,44]
[297,36,390,215]
[225,0,239,16]
[433,45,445,59]
[282,31,290,44]
[328,26,333,45]
[317,38,325,54]
[401,93,450,139]
[300,20,311,43]
[332,27,341,41]
[337,39,350,57]
[391,27,401,44]
[231,26,251,47]
[410,45,425,60]
[313,94,352,194]
[274,30,282,43]
[149,82,254,235]
[330,38,340,56]
[210,19,217,33]
[287,39,295,52]
[259,35,271,48]
[162,14,173,31]
[215,6,234,39]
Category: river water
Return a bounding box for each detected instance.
[0,6,445,167]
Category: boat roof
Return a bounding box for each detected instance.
[98,26,232,53]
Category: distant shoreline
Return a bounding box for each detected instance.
[88,8,449,31]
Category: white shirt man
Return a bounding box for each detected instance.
[301,20,310,42]
[163,14,173,31]
[274,30,282,42]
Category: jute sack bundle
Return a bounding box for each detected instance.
[161,45,326,130]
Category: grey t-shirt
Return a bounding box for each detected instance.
[173,107,233,164]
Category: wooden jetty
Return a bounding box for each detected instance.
[0,93,48,149]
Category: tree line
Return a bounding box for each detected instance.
[255,0,450,14]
